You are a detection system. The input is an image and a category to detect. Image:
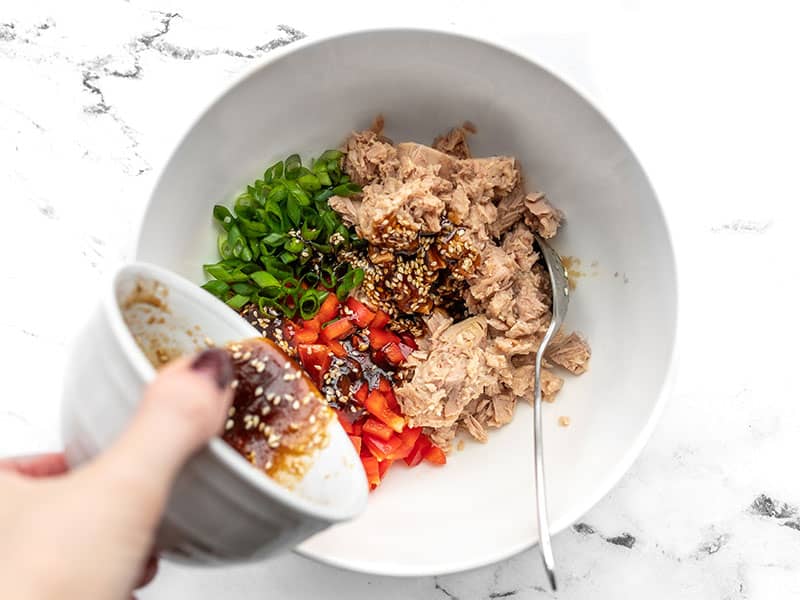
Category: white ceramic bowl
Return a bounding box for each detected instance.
[61,262,367,563]
[135,29,677,575]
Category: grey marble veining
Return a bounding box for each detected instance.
[1,2,798,598]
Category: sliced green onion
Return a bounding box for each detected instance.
[320,267,336,289]
[286,195,301,225]
[298,173,321,192]
[266,184,288,205]
[284,238,304,254]
[205,149,364,319]
[319,149,343,162]
[263,232,287,246]
[213,205,235,230]
[217,233,232,260]
[201,279,229,297]
[336,267,364,300]
[232,282,257,296]
[299,289,326,320]
[332,182,361,196]
[284,154,302,178]
[250,271,280,288]
[225,294,250,310]
[263,160,283,183]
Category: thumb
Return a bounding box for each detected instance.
[87,349,233,528]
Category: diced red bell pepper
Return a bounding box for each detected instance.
[381,342,405,365]
[353,383,369,404]
[345,297,376,328]
[365,390,405,433]
[336,411,354,434]
[404,435,432,467]
[424,444,447,465]
[369,327,401,350]
[371,310,391,329]
[388,427,421,461]
[364,433,404,461]
[294,327,319,344]
[360,436,372,457]
[351,420,363,436]
[362,417,395,442]
[361,456,381,490]
[348,435,362,454]
[303,317,321,333]
[384,387,400,412]
[317,293,341,324]
[327,339,347,358]
[378,459,394,478]
[375,379,399,410]
[298,343,331,386]
[321,318,355,342]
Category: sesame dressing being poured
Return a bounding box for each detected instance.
[222,337,334,489]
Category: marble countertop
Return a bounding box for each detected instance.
[2,1,798,598]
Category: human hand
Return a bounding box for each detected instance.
[0,349,233,600]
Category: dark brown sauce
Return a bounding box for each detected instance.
[221,338,332,487]
[320,334,397,423]
[341,219,478,329]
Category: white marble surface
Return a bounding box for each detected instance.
[2,1,799,598]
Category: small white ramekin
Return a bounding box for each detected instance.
[61,261,367,563]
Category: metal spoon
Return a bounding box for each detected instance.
[533,234,570,591]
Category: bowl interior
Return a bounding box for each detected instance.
[136,30,677,575]
[112,263,367,521]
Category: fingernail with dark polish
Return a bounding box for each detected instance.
[190,349,234,391]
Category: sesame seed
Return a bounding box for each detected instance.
[228,407,236,417]
[292,400,300,410]
[255,386,264,396]
[225,419,234,431]
[231,379,239,389]
[261,404,271,415]
[232,352,242,360]
[273,397,281,406]
[309,415,316,424]
[284,361,291,369]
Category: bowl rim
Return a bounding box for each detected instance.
[133,26,679,576]
[104,260,368,524]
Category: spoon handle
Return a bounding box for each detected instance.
[534,336,557,591]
